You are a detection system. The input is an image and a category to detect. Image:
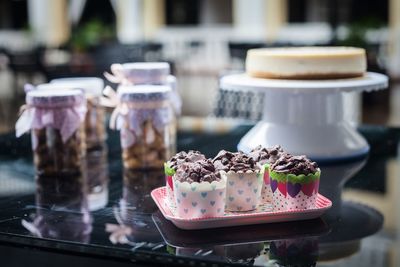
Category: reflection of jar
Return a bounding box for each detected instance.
[111,169,165,244]
[121,168,164,214]
[86,142,109,210]
[22,170,92,243]
[111,85,176,170]
[15,88,87,176]
[36,172,88,212]
[30,209,92,243]
[23,188,92,243]
[49,78,106,150]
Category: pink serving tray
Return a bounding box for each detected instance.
[151,187,332,230]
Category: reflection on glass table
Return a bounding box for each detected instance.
[21,171,92,242]
[86,141,109,211]
[106,169,164,247]
[153,210,328,266]
[0,126,397,266]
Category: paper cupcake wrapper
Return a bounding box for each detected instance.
[261,184,273,204]
[270,169,320,188]
[272,190,287,211]
[222,171,262,212]
[166,182,175,208]
[271,180,319,211]
[163,163,176,207]
[270,169,320,211]
[287,191,318,210]
[259,164,272,204]
[173,177,226,219]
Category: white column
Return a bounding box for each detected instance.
[115,0,143,44]
[388,0,400,78]
[233,0,265,37]
[264,0,287,41]
[28,0,70,47]
[143,0,165,40]
[233,0,287,41]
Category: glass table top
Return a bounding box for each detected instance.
[0,125,399,267]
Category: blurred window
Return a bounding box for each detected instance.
[350,0,388,24]
[0,0,28,29]
[288,0,306,23]
[166,0,200,25]
[79,0,115,25]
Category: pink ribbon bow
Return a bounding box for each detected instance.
[104,64,132,85]
[15,85,87,147]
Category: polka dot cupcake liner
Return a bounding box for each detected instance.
[173,176,226,219]
[259,164,272,204]
[164,163,176,209]
[261,184,273,204]
[270,169,320,211]
[166,180,176,209]
[222,170,263,212]
[271,181,319,211]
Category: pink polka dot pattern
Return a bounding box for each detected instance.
[272,187,317,211]
[166,184,176,210]
[272,191,287,211]
[261,184,273,204]
[286,192,317,210]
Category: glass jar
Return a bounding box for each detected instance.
[106,62,170,85]
[47,79,109,210]
[111,85,176,170]
[49,78,106,151]
[15,88,87,176]
[105,62,181,116]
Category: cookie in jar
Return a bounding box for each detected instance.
[110,85,176,170]
[50,78,106,151]
[15,86,87,176]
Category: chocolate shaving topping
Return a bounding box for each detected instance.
[213,150,258,172]
[168,150,206,171]
[175,159,221,183]
[248,145,284,165]
[270,153,319,175]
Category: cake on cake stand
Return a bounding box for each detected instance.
[220,72,388,162]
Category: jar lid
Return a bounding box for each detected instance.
[121,62,170,84]
[49,77,104,96]
[117,84,171,102]
[27,87,85,108]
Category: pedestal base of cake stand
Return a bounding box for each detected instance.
[237,121,371,162]
[220,72,388,162]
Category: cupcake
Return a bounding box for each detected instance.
[269,154,320,211]
[173,159,226,219]
[164,151,205,206]
[214,151,262,211]
[248,145,284,203]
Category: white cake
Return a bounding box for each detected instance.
[246,47,366,79]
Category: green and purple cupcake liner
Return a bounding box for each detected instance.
[269,169,320,211]
[164,163,176,207]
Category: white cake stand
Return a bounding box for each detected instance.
[220,72,388,161]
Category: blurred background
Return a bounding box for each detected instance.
[0,0,399,132]
[0,2,400,266]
